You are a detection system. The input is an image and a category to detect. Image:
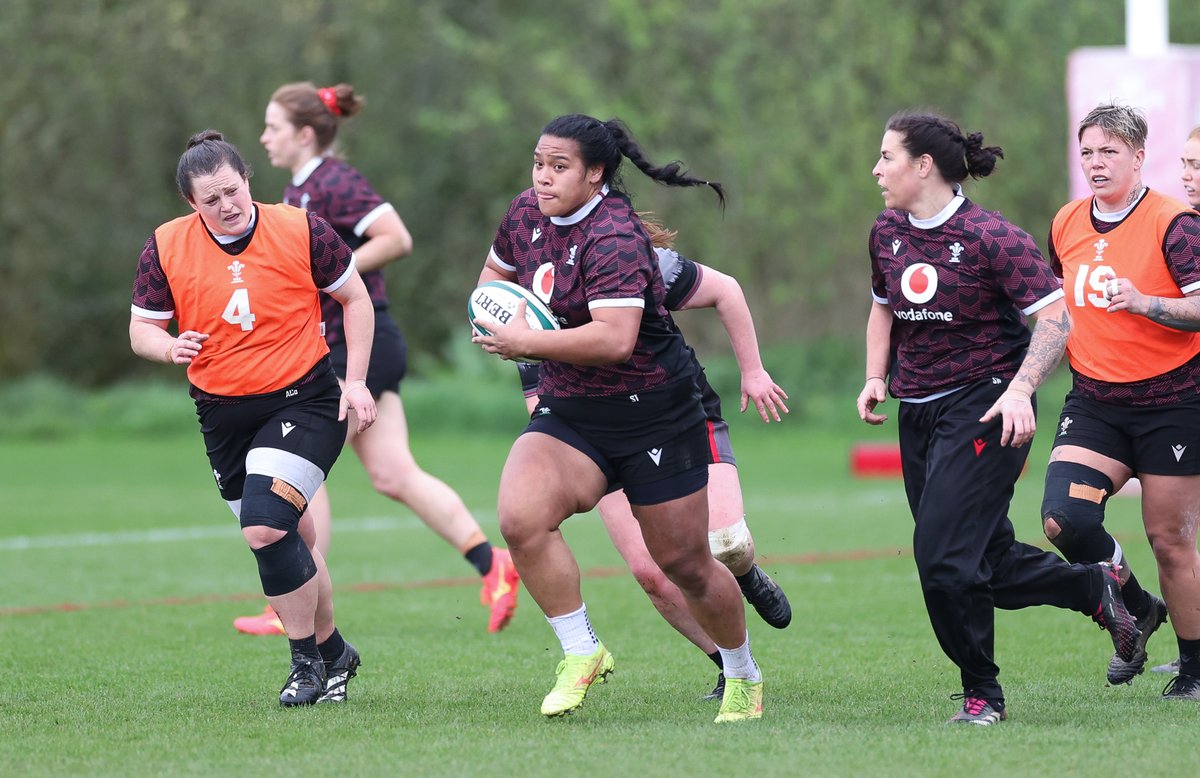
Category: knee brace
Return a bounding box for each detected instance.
[251,529,317,596]
[1041,461,1116,564]
[238,474,307,532]
[709,518,754,570]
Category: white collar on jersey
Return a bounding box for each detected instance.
[550,184,610,226]
[213,206,258,245]
[291,155,327,187]
[907,183,964,230]
[1092,186,1148,223]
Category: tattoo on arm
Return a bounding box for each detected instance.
[1012,310,1070,390]
[1145,297,1200,332]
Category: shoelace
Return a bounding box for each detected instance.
[720,680,754,711]
[285,661,323,688]
[551,656,591,691]
[949,693,989,716]
[1162,675,1199,696]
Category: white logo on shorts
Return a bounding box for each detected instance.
[281,422,296,437]
[1172,444,1187,462]
[647,448,663,466]
[532,228,542,242]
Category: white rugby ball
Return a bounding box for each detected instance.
[468,280,559,363]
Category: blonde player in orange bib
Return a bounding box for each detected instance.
[130,130,376,706]
[1044,103,1200,698]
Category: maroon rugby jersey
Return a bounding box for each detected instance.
[284,157,396,346]
[490,188,694,397]
[869,197,1063,399]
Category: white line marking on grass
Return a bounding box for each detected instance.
[0,512,499,551]
[745,489,906,512]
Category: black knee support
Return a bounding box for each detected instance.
[1041,461,1115,564]
[250,530,317,596]
[239,474,307,532]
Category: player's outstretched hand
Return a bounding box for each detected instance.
[740,369,789,423]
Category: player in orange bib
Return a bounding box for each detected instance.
[130,131,377,707]
[1044,103,1200,698]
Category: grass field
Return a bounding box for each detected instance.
[1,385,1195,777]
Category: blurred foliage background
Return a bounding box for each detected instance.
[2,0,1197,397]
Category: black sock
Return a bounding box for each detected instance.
[288,634,320,663]
[465,541,494,577]
[1178,638,1200,677]
[707,650,724,670]
[318,628,346,665]
[1121,572,1150,620]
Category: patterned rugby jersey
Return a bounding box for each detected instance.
[516,245,717,410]
[869,197,1063,399]
[490,188,694,397]
[284,157,397,347]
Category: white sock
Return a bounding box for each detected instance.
[546,604,599,656]
[717,633,761,682]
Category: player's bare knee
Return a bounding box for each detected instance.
[1042,516,1062,540]
[242,524,285,549]
[708,518,755,573]
[368,468,411,502]
[1147,528,1195,572]
[628,564,672,599]
[654,550,707,595]
[496,509,549,551]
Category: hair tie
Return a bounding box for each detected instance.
[317,87,343,116]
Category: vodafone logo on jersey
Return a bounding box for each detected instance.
[532,262,555,305]
[900,263,938,304]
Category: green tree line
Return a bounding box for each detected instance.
[2,0,1194,387]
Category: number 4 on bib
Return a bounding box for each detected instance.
[222,287,256,331]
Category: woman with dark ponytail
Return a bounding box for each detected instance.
[856,111,1140,725]
[473,114,763,723]
[250,82,523,641]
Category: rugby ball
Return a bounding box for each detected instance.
[468,280,559,363]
